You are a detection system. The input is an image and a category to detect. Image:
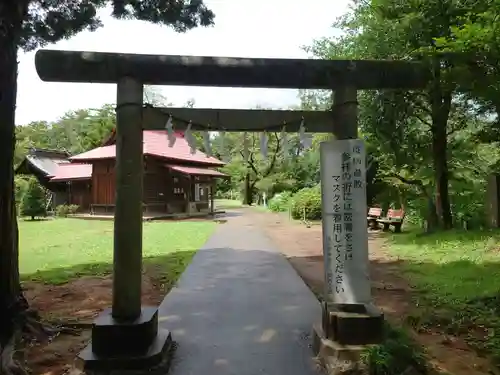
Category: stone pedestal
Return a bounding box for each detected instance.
[312,323,368,375]
[313,302,384,374]
[78,307,173,371]
[321,302,384,345]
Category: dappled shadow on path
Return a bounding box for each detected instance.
[158,246,321,375]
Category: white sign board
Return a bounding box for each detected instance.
[320,139,371,305]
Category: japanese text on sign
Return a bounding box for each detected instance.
[330,145,365,294]
[321,139,372,305]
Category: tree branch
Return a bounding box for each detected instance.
[246,151,259,176]
[263,133,281,178]
[412,112,433,128]
[407,92,432,115]
[385,173,432,198]
[385,173,425,187]
[239,150,256,175]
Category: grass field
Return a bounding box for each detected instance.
[19,218,217,284]
[18,218,218,375]
[388,229,500,363]
[214,198,245,209]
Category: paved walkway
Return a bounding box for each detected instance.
[158,211,323,375]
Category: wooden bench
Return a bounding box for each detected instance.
[377,209,405,233]
[367,207,383,229]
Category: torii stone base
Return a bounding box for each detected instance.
[77,307,173,372]
[312,302,384,375]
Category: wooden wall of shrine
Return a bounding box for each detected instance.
[92,159,116,205]
[90,157,212,214]
[68,180,91,211]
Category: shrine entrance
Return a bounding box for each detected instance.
[35,49,430,372]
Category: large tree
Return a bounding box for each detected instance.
[0,1,214,373]
[432,0,500,141]
[302,0,493,230]
[208,131,284,205]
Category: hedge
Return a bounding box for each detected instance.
[290,185,322,221]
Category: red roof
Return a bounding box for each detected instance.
[50,163,92,182]
[70,130,224,166]
[167,165,228,177]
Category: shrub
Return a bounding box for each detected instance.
[290,185,322,221]
[55,204,70,217]
[268,191,293,212]
[56,204,81,217]
[15,176,29,215]
[15,176,28,204]
[55,204,69,217]
[20,177,47,220]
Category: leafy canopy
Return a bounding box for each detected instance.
[19,0,215,51]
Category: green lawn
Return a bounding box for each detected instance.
[19,218,217,285]
[388,229,500,362]
[214,199,245,209]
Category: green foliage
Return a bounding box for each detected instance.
[20,177,47,219]
[18,1,214,53]
[15,105,116,163]
[207,130,335,206]
[55,205,69,217]
[55,204,79,217]
[14,176,29,210]
[290,186,322,221]
[268,191,293,213]
[362,323,428,375]
[388,229,500,362]
[299,0,500,231]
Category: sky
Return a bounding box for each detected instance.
[16,0,350,125]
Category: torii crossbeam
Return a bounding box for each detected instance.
[35,50,429,89]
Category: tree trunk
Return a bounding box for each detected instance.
[431,117,452,229]
[242,172,254,206]
[0,2,31,374]
[249,181,258,206]
[242,173,250,205]
[425,195,440,233]
[430,60,453,229]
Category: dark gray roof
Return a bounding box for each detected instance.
[19,148,70,177]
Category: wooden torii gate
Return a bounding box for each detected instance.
[35,50,430,372]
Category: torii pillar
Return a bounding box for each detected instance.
[34,49,430,373]
[36,57,173,370]
[95,76,173,370]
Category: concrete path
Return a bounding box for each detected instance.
[158,211,323,375]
